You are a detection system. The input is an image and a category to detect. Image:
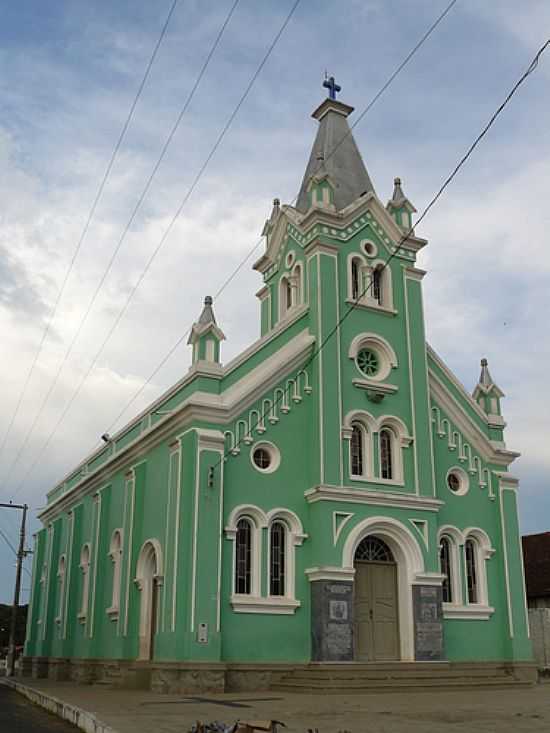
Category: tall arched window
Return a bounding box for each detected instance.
[351,258,361,300]
[379,429,393,480]
[292,264,303,306]
[439,537,453,603]
[79,544,91,621]
[269,522,286,596]
[465,539,478,604]
[372,266,383,306]
[235,518,252,595]
[56,555,66,625]
[350,423,364,477]
[108,530,123,617]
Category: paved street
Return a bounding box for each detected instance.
[0,684,78,732]
[4,679,550,733]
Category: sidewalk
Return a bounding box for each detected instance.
[3,677,550,733]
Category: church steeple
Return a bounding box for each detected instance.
[187,295,225,367]
[295,79,376,214]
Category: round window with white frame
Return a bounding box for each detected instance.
[349,333,396,383]
[446,467,469,496]
[251,442,280,474]
[285,251,296,269]
[356,347,380,378]
[360,240,378,258]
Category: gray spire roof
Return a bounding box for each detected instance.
[391,177,406,206]
[295,99,375,214]
[198,295,216,325]
[479,358,494,388]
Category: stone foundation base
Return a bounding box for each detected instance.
[20,657,538,692]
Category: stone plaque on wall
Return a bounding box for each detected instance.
[413,584,444,661]
[311,580,354,661]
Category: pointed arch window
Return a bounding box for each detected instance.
[269,522,286,597]
[56,555,66,626]
[78,544,91,622]
[379,429,393,480]
[292,263,303,306]
[351,258,361,300]
[372,266,383,306]
[439,537,453,603]
[350,423,365,477]
[107,530,123,618]
[465,539,479,604]
[235,518,252,595]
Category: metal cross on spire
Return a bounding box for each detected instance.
[323,74,341,100]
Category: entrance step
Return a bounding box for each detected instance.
[270,662,535,694]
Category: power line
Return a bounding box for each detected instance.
[210,37,550,470]
[0,0,180,473]
[10,0,302,499]
[0,527,32,580]
[99,0,458,436]
[1,0,241,493]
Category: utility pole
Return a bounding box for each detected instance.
[0,502,28,677]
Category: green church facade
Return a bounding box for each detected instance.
[23,94,532,689]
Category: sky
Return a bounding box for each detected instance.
[0,0,548,603]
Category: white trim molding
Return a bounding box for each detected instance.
[442,604,495,620]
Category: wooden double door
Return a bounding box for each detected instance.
[354,560,400,661]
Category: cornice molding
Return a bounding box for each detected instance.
[304,485,443,511]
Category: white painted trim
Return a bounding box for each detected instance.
[348,332,398,383]
[172,442,182,632]
[333,512,354,545]
[230,595,300,614]
[305,566,356,582]
[63,512,75,640]
[305,484,442,511]
[498,485,514,639]
[89,492,103,639]
[446,465,470,496]
[442,604,495,620]
[250,440,281,474]
[315,254,324,484]
[216,454,224,633]
[123,471,135,636]
[437,527,463,606]
[190,440,200,632]
[403,268,420,495]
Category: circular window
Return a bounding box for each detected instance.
[250,442,280,474]
[361,240,378,258]
[356,348,379,378]
[285,251,296,268]
[446,467,469,496]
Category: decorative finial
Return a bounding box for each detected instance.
[204,295,213,306]
[481,358,488,367]
[394,177,401,185]
[273,197,280,207]
[323,75,341,100]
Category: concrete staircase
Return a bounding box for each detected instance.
[271,662,536,693]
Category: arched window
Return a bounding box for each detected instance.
[439,537,453,603]
[56,555,66,625]
[286,279,292,310]
[350,423,364,477]
[79,544,91,622]
[379,429,393,480]
[292,264,303,306]
[235,518,252,595]
[108,530,123,617]
[355,536,394,562]
[269,522,286,596]
[351,258,361,300]
[465,539,478,604]
[372,266,383,306]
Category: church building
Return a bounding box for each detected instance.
[23,82,534,691]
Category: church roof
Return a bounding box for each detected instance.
[295,98,376,214]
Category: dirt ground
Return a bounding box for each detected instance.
[8,679,550,733]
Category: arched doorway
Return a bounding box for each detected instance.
[135,540,163,661]
[353,535,400,661]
